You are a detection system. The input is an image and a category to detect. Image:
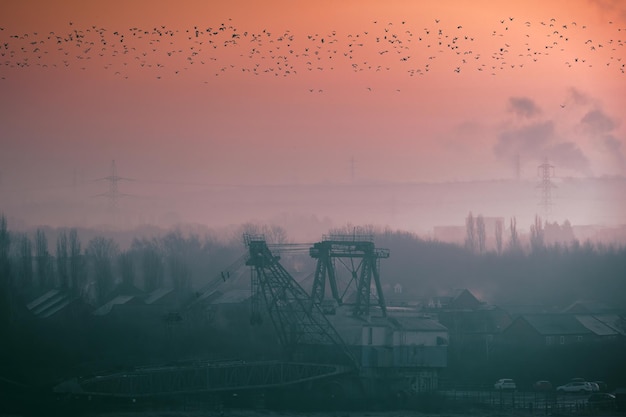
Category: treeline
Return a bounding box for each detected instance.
[1,214,625,329]
[337,221,626,309]
[0,214,292,327]
[1,215,625,390]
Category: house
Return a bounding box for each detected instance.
[575,315,622,341]
[92,294,144,316]
[437,305,512,363]
[425,289,483,311]
[144,286,193,309]
[107,281,145,299]
[144,287,177,306]
[25,289,91,320]
[592,314,626,336]
[562,300,621,315]
[448,289,482,310]
[498,314,619,349]
[438,305,511,337]
[323,310,448,392]
[385,284,420,308]
[328,310,448,375]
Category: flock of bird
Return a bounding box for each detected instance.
[0,16,624,88]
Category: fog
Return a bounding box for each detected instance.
[2,175,626,245]
[1,0,626,413]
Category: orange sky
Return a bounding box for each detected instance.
[1,0,625,231]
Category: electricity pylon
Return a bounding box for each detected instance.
[94,160,133,212]
[537,158,556,219]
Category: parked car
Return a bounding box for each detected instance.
[593,381,608,392]
[557,381,593,394]
[533,380,553,392]
[587,393,616,410]
[494,379,517,391]
[589,382,600,392]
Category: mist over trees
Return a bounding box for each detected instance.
[0,212,624,392]
[0,213,624,321]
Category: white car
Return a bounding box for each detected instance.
[494,379,516,391]
[556,381,593,393]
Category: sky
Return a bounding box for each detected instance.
[1,0,625,234]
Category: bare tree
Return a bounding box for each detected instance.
[328,223,377,238]
[18,234,33,291]
[465,212,476,253]
[56,230,69,289]
[476,215,486,254]
[87,236,119,303]
[162,231,196,290]
[35,228,52,288]
[0,214,8,263]
[132,238,163,292]
[169,254,190,290]
[507,217,521,253]
[0,215,9,281]
[240,222,290,245]
[495,218,503,255]
[118,251,135,286]
[69,229,84,295]
[265,224,289,245]
[530,215,545,253]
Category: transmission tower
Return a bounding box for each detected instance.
[95,160,132,211]
[537,158,556,219]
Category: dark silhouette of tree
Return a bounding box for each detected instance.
[239,222,290,244]
[0,214,8,263]
[476,214,486,254]
[465,212,476,253]
[495,218,503,255]
[86,236,119,304]
[132,238,163,292]
[529,215,545,253]
[328,222,377,237]
[266,224,289,245]
[507,217,521,253]
[35,228,52,289]
[56,230,69,289]
[17,233,33,291]
[69,228,84,295]
[0,214,11,327]
[545,219,576,246]
[561,220,575,242]
[162,231,204,290]
[118,251,135,286]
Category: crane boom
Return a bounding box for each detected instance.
[245,234,358,369]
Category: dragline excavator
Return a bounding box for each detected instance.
[244,234,359,369]
[243,234,438,404]
[54,233,440,405]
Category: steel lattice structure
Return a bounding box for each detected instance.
[245,235,358,368]
[309,234,389,317]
